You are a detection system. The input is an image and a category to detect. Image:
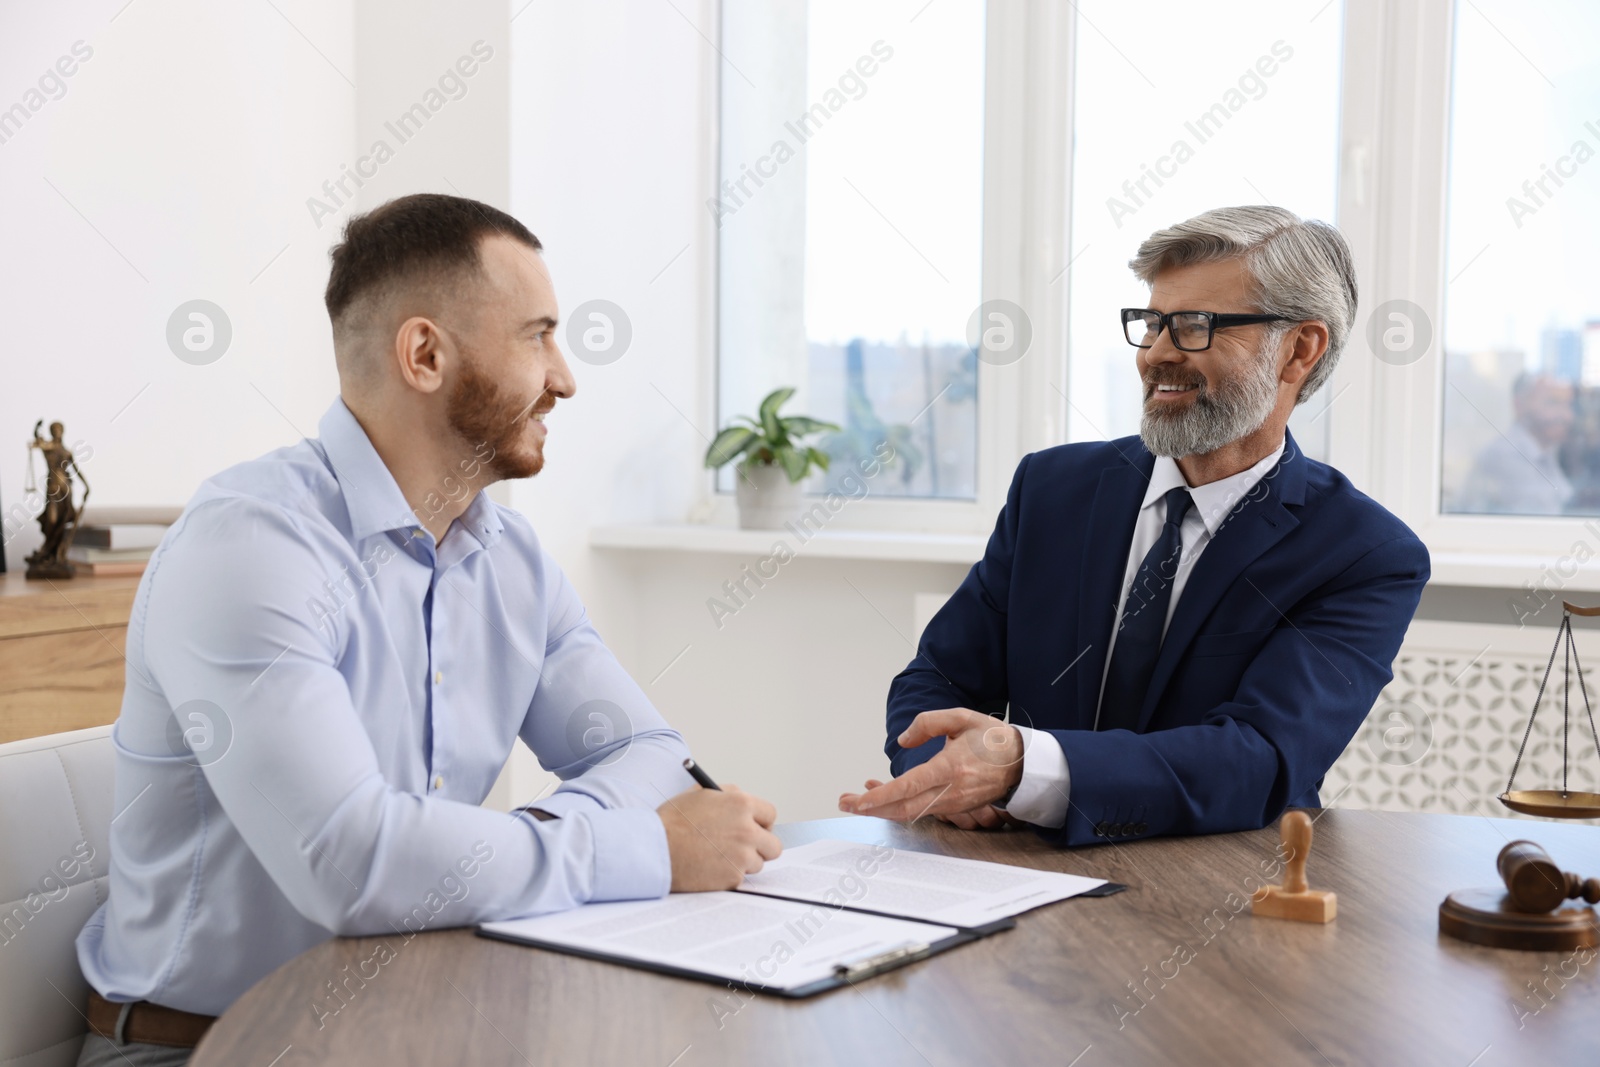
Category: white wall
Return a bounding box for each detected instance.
[0,0,353,563]
[349,0,510,216]
[0,0,517,569]
[586,550,970,821]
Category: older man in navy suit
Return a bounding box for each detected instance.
[840,205,1428,846]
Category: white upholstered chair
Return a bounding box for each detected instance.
[0,725,115,1067]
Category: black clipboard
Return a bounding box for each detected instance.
[476,911,1018,999]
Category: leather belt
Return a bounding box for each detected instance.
[87,990,216,1049]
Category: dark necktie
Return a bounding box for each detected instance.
[1099,486,1193,732]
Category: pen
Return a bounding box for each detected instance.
[832,941,932,980]
[683,757,721,791]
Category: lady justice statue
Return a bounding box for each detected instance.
[24,420,90,579]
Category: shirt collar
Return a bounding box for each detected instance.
[1141,438,1286,538]
[315,398,504,550]
[458,488,505,551]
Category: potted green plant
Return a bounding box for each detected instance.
[705,387,839,529]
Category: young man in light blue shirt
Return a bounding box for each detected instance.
[74,194,781,1066]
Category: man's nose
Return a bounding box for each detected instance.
[547,341,577,400]
[1143,329,1186,364]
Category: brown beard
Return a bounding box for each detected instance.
[446,358,548,480]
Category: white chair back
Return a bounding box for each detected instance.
[0,725,114,1067]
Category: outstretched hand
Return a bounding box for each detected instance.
[837,708,1026,823]
[853,778,1021,830]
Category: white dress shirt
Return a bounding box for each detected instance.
[1001,438,1286,828]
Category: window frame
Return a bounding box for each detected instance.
[700,0,1570,572]
[699,0,1075,535]
[1329,0,1595,565]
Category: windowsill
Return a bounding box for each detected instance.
[586,534,1597,587]
[1430,550,1600,591]
[588,524,985,564]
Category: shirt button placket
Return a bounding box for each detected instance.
[431,667,443,791]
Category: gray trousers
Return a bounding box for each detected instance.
[76,1033,193,1066]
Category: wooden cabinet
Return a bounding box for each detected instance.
[0,571,140,743]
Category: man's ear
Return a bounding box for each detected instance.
[393,316,448,395]
[1279,320,1330,390]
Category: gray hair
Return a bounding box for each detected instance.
[1129,205,1357,403]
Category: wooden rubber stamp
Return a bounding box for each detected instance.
[1251,810,1336,923]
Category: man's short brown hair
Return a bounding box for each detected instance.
[324,193,541,369]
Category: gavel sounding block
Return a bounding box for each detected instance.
[1437,840,1600,951]
[1251,810,1337,924]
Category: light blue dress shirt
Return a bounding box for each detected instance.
[76,399,692,1016]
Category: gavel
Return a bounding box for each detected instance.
[1498,840,1600,913]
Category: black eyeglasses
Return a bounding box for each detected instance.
[1120,308,1292,352]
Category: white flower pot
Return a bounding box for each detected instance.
[735,463,804,530]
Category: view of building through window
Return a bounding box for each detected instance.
[717,0,984,499]
[1439,0,1600,516]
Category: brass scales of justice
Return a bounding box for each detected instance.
[1439,602,1600,951]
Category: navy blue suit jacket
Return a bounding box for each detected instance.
[886,431,1429,847]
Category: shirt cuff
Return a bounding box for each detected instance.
[576,807,673,902]
[997,726,1070,829]
[520,788,606,820]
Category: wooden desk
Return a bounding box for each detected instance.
[0,571,139,743]
[191,810,1600,1065]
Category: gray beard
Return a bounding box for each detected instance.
[1138,345,1279,458]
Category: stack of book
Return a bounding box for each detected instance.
[66,506,183,577]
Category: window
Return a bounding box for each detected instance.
[716,1,986,501]
[703,0,1600,577]
[1439,0,1600,517]
[1064,0,1345,462]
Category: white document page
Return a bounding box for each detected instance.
[736,839,1106,928]
[480,891,957,992]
